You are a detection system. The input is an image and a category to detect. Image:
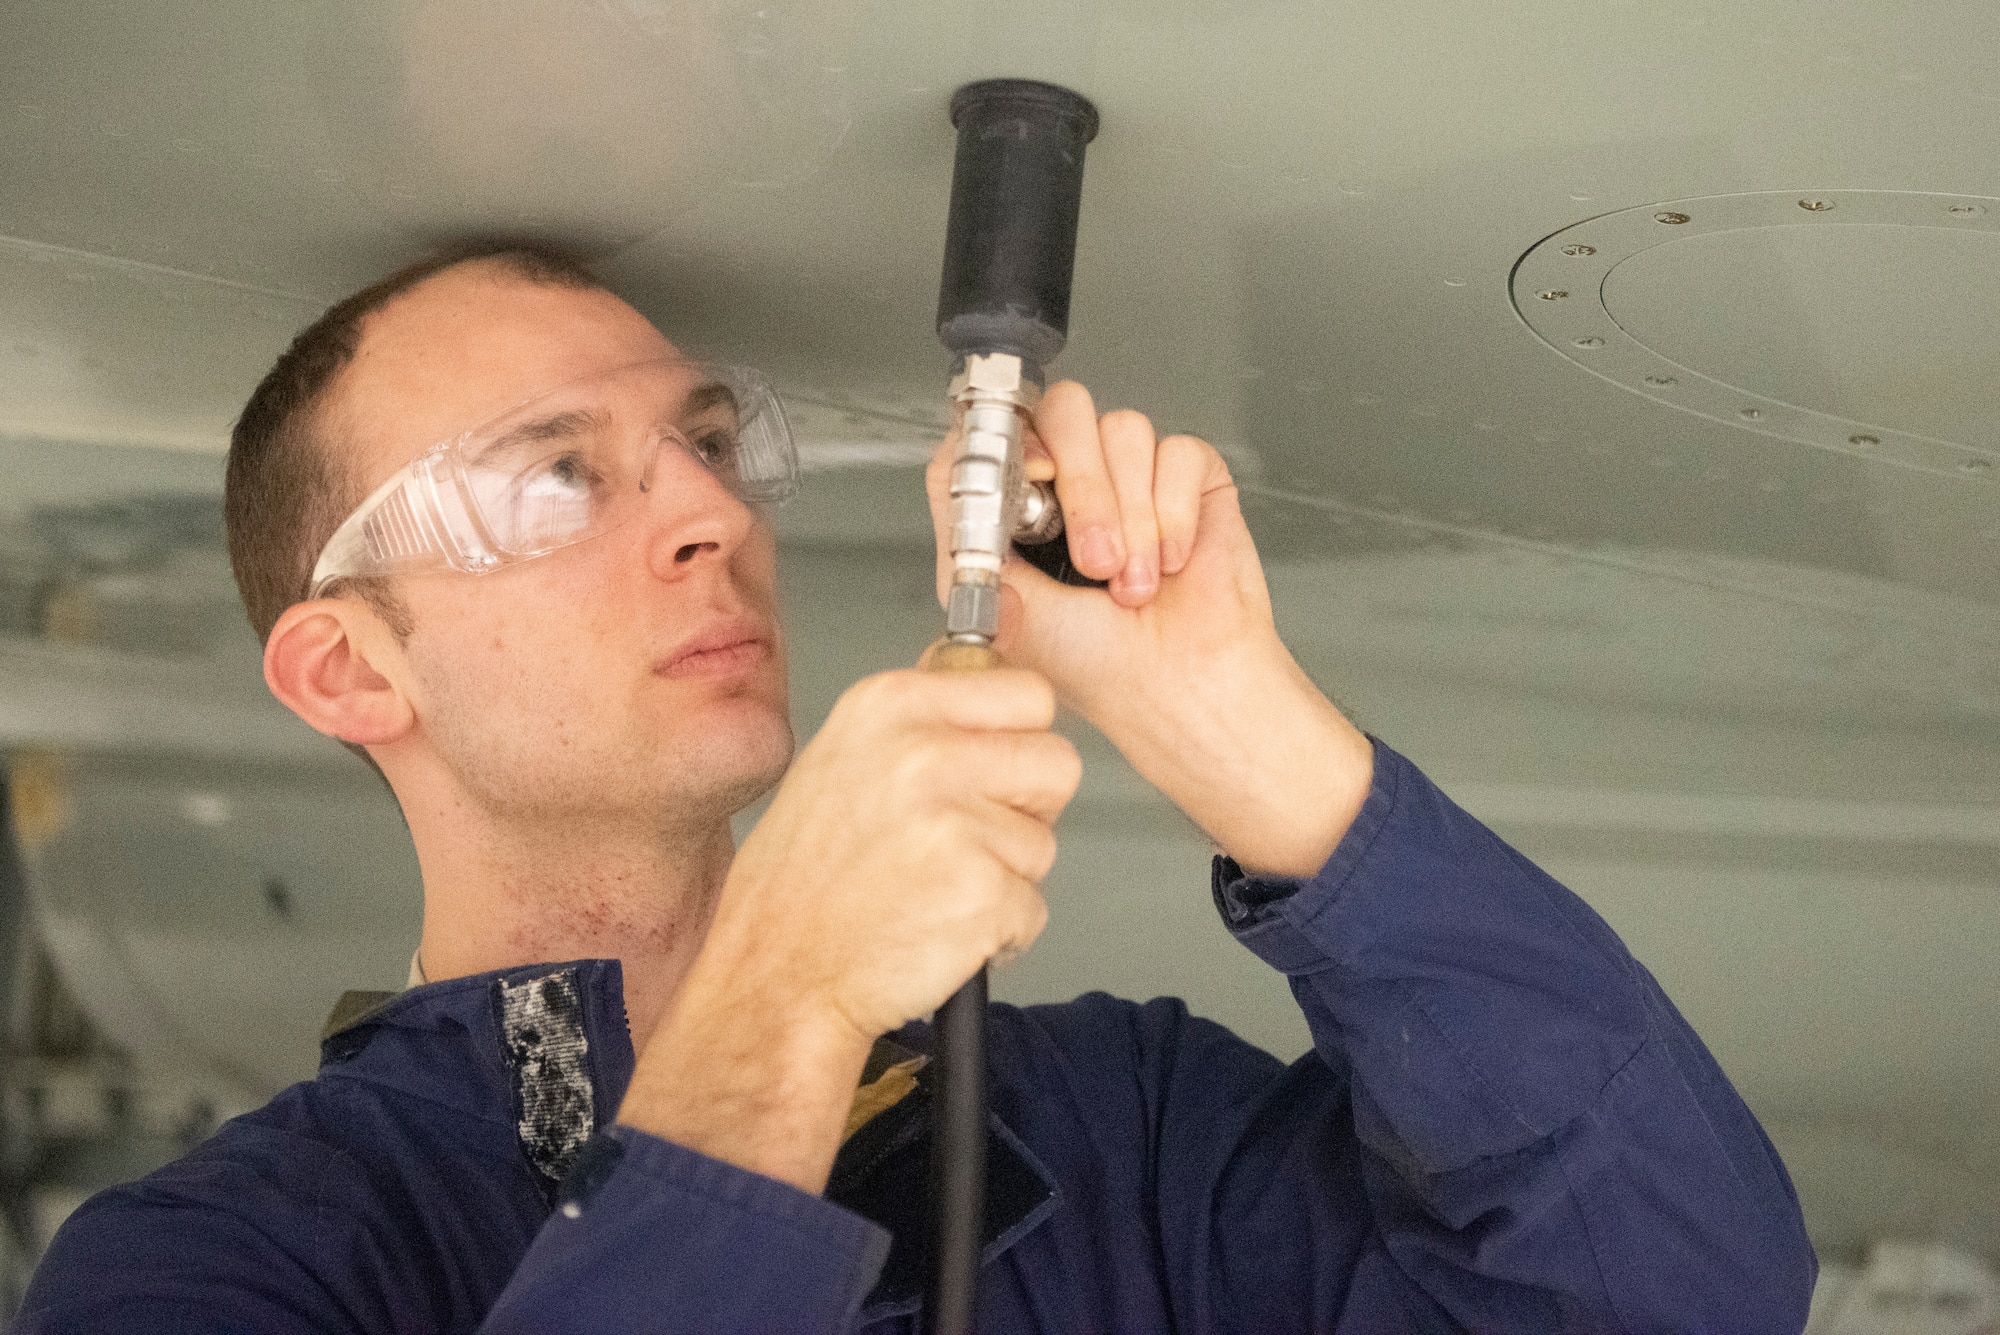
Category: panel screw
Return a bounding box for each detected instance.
[1848,434,1880,448]
[1561,244,1597,256]
[1962,457,1994,474]
[1572,336,1606,348]
[1739,407,1764,420]
[1655,211,1691,224]
[1538,289,1569,300]
[1798,198,1835,212]
[1644,374,1678,387]
[1948,203,1987,217]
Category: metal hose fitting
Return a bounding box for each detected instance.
[943,351,1058,642]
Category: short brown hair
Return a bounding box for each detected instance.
[224,241,606,643]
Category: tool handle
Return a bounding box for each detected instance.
[919,638,1001,673]
[918,635,997,1335]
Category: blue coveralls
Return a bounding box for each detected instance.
[18,740,1816,1332]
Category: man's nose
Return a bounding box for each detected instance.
[638,443,755,580]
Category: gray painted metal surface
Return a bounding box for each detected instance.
[1,0,1997,1274]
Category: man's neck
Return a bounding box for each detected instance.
[410,800,735,1047]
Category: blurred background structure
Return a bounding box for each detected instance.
[1,2,1997,1326]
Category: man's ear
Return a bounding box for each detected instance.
[264,599,416,747]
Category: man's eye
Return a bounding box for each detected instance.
[690,428,741,470]
[522,450,600,497]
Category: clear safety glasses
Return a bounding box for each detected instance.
[309,359,796,598]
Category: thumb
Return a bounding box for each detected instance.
[993,549,1115,667]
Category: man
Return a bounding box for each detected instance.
[18,243,1815,1332]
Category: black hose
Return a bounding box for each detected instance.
[924,969,987,1335]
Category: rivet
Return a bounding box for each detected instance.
[562,1202,582,1219]
[1848,434,1880,448]
[1539,289,1569,300]
[1572,336,1606,349]
[1655,211,1691,225]
[1739,407,1764,420]
[1948,203,1987,217]
[1798,198,1835,212]
[1561,244,1597,257]
[1962,457,1994,475]
[1644,374,1678,387]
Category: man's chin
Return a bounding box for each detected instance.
[664,702,794,815]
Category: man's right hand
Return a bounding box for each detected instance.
[616,666,1080,1193]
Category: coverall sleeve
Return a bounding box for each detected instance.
[15,1124,889,1335]
[478,1127,892,1334]
[1160,737,1814,1332]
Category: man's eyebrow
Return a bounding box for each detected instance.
[681,382,740,419]
[475,408,610,458]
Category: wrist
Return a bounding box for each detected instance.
[1107,637,1374,878]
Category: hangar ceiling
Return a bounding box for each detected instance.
[2,0,1997,1280]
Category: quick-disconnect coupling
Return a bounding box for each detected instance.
[943,351,1048,640]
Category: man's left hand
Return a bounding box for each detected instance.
[927,380,1374,877]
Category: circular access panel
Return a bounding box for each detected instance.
[1511,190,2000,482]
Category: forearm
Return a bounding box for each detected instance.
[617,939,872,1196]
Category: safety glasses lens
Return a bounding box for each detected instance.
[460,363,797,557]
[310,359,799,594]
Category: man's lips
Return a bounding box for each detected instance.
[655,622,772,680]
